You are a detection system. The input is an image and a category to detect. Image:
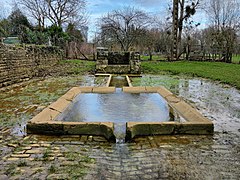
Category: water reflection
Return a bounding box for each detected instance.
[58,91,170,123]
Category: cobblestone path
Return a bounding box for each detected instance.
[0,132,239,179]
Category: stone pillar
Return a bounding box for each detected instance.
[130,60,141,74]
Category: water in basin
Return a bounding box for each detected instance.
[57,90,171,123]
[110,76,129,87]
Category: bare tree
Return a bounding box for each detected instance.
[205,0,240,62]
[177,0,200,46]
[99,6,151,51]
[206,0,240,30]
[18,0,87,28]
[170,0,200,59]
[135,28,161,59]
[18,0,47,31]
[45,0,87,27]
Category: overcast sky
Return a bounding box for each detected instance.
[87,0,171,40]
[1,0,207,42]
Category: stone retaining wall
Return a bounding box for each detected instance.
[96,59,141,74]
[0,44,62,88]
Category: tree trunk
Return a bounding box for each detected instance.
[172,0,179,60]
[148,47,152,60]
[178,0,185,56]
[65,41,69,58]
[76,45,89,60]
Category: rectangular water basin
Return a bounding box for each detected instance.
[56,91,172,123]
[27,86,214,141]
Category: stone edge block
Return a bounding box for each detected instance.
[123,86,146,93]
[27,121,115,141]
[106,75,112,87]
[126,121,213,139]
[49,97,71,113]
[63,122,115,141]
[27,121,64,135]
[92,87,115,93]
[30,107,60,123]
[126,75,133,87]
[156,86,173,98]
[175,122,214,135]
[145,86,161,93]
[60,87,81,101]
[78,86,93,93]
[170,101,211,123]
[126,122,177,139]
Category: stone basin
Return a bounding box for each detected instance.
[27,86,214,142]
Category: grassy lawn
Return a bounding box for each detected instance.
[142,61,240,89]
[232,54,240,64]
[140,55,167,61]
[59,59,95,74]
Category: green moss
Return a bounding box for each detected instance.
[17,160,27,167]
[48,165,57,174]
[63,152,95,179]
[5,163,17,176]
[42,148,51,161]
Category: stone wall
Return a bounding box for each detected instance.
[0,44,62,88]
[96,59,141,74]
[96,51,141,74]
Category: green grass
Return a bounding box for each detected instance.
[140,55,167,61]
[142,61,240,89]
[59,59,95,74]
[232,54,240,64]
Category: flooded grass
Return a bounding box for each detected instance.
[0,75,97,133]
[141,61,240,89]
[131,75,180,94]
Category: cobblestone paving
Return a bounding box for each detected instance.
[0,132,239,179]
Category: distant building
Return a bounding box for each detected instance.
[2,37,20,44]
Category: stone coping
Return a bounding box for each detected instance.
[27,86,214,142]
[126,75,133,87]
[27,86,116,141]
[106,75,112,87]
[95,74,133,87]
[123,86,214,139]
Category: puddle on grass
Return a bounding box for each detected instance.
[131,75,240,134]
